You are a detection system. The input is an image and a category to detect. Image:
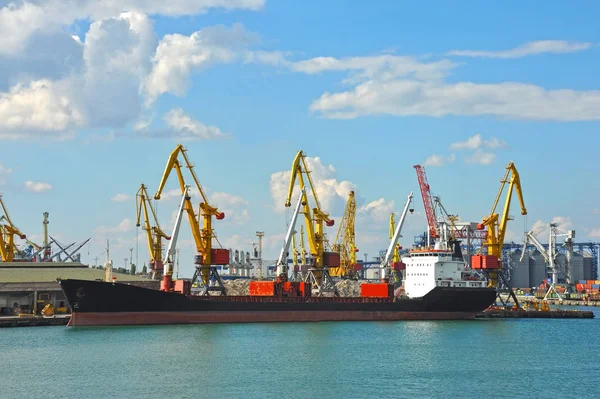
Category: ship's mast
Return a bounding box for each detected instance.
[104,240,113,282]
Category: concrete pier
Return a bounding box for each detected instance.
[0,315,70,328]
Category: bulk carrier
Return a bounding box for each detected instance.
[58,246,496,326]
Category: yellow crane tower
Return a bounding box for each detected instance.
[136,183,170,279]
[332,191,359,279]
[0,195,26,262]
[290,230,301,281]
[154,145,227,295]
[473,162,527,307]
[285,150,338,295]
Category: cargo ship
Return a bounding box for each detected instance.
[58,246,496,326]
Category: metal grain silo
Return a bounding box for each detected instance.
[509,249,530,289]
[555,253,566,284]
[529,249,547,288]
[569,252,584,283]
[583,252,593,280]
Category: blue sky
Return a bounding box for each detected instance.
[1,1,599,277]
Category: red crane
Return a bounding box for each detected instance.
[413,165,438,239]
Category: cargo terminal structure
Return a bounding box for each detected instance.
[0,261,157,316]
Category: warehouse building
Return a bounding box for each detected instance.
[0,262,159,315]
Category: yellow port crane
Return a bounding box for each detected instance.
[474,162,527,307]
[0,195,26,262]
[331,191,359,279]
[290,230,301,281]
[284,150,338,295]
[154,144,227,295]
[136,183,170,279]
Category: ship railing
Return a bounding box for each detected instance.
[436,279,486,288]
[187,295,396,303]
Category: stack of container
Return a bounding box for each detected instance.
[574,280,600,294]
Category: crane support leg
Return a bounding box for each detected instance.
[192,266,226,296]
[304,267,338,297]
[484,269,520,309]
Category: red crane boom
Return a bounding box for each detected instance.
[413,165,438,239]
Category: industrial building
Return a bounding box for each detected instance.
[0,262,158,315]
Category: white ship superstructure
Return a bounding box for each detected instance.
[403,247,486,298]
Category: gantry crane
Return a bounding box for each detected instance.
[414,165,459,248]
[388,212,402,282]
[154,144,227,295]
[290,224,309,282]
[521,224,575,301]
[136,183,170,279]
[381,192,414,280]
[331,191,359,279]
[473,162,527,307]
[298,225,308,280]
[414,165,438,241]
[275,188,305,280]
[284,150,337,295]
[161,186,190,291]
[0,195,26,262]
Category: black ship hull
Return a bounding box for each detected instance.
[58,279,497,326]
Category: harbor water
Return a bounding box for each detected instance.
[4,307,600,399]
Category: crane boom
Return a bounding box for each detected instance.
[520,231,549,263]
[389,213,400,264]
[414,165,438,239]
[382,192,414,279]
[332,191,358,278]
[162,186,190,291]
[276,189,305,278]
[136,183,170,278]
[0,195,26,262]
[482,162,527,260]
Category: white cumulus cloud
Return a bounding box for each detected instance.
[0,12,157,140]
[588,228,600,238]
[144,23,259,103]
[96,218,135,234]
[308,79,600,121]
[163,108,227,140]
[450,134,508,150]
[423,153,456,167]
[210,192,250,225]
[0,163,12,184]
[0,79,83,141]
[291,54,455,82]
[358,198,395,223]
[111,193,132,202]
[531,216,573,237]
[24,180,52,193]
[0,0,265,56]
[465,149,496,165]
[447,40,592,59]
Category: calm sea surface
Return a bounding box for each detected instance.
[3,307,600,399]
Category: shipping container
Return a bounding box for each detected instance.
[360,283,392,298]
[249,281,275,296]
[211,249,230,265]
[174,279,191,295]
[323,251,341,267]
[282,282,311,297]
[471,255,500,270]
[392,261,406,271]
